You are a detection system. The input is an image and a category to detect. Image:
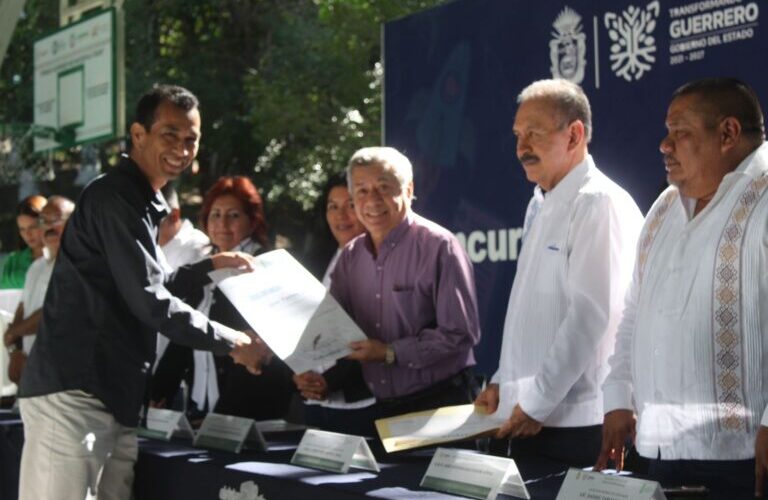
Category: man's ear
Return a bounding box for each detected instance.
[719,116,742,153]
[130,122,147,150]
[405,181,415,202]
[567,120,586,151]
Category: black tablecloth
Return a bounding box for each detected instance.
[134,435,570,499]
[0,410,590,500]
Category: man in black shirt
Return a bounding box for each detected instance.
[17,85,266,500]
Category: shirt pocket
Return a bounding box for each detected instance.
[392,285,417,334]
[535,241,566,294]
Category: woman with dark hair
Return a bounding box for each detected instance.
[293,175,378,436]
[153,176,295,421]
[1,195,47,289]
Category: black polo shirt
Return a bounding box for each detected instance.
[20,155,232,427]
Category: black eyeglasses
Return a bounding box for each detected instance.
[38,217,67,227]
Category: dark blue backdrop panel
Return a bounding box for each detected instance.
[384,0,767,376]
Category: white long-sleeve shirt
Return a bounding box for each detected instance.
[155,219,210,365]
[20,253,55,354]
[492,155,643,427]
[603,142,768,460]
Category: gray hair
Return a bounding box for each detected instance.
[346,146,414,192]
[517,79,593,143]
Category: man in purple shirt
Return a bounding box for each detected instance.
[304,147,481,421]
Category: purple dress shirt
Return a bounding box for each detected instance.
[330,211,480,399]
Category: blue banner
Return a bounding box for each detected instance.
[384,0,767,375]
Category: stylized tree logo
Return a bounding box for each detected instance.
[604,1,660,81]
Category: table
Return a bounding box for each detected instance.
[134,436,570,499]
[0,410,586,500]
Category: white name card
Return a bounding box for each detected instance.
[194,413,267,454]
[421,448,530,500]
[291,429,379,474]
[138,408,194,441]
[253,418,306,434]
[556,469,666,500]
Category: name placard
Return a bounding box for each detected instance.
[420,447,529,500]
[138,408,195,441]
[291,429,379,474]
[253,418,306,434]
[556,469,666,500]
[194,413,267,454]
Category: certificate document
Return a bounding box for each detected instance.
[215,249,367,374]
[375,404,507,453]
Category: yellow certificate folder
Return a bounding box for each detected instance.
[375,404,506,453]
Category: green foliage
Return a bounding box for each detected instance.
[0,0,447,251]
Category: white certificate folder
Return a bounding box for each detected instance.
[216,249,367,374]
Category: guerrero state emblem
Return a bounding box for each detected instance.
[549,7,587,84]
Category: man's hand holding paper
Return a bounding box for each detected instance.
[474,383,500,414]
[215,249,367,374]
[474,383,543,439]
[347,339,387,363]
[375,404,508,453]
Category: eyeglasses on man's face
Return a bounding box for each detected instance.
[38,216,67,227]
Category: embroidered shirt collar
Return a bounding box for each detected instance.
[678,142,768,219]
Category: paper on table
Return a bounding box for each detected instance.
[375,404,507,453]
[215,249,367,374]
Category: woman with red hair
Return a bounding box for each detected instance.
[153,176,295,421]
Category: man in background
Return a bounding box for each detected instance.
[4,196,75,383]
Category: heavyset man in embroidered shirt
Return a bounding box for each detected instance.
[475,79,643,466]
[316,147,481,420]
[596,78,768,497]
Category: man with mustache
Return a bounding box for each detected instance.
[4,196,75,383]
[16,84,268,500]
[597,78,768,497]
[475,79,643,466]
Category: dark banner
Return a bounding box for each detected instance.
[383,0,767,375]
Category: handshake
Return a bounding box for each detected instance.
[227,330,273,375]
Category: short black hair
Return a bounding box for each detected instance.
[134,84,199,132]
[673,78,765,141]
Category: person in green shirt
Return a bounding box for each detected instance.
[0,194,47,289]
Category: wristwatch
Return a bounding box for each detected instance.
[7,343,19,354]
[385,344,396,365]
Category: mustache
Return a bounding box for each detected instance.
[663,154,678,165]
[519,153,539,164]
[44,229,59,238]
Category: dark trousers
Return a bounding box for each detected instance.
[303,404,380,438]
[375,368,479,419]
[490,424,602,468]
[649,457,754,500]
